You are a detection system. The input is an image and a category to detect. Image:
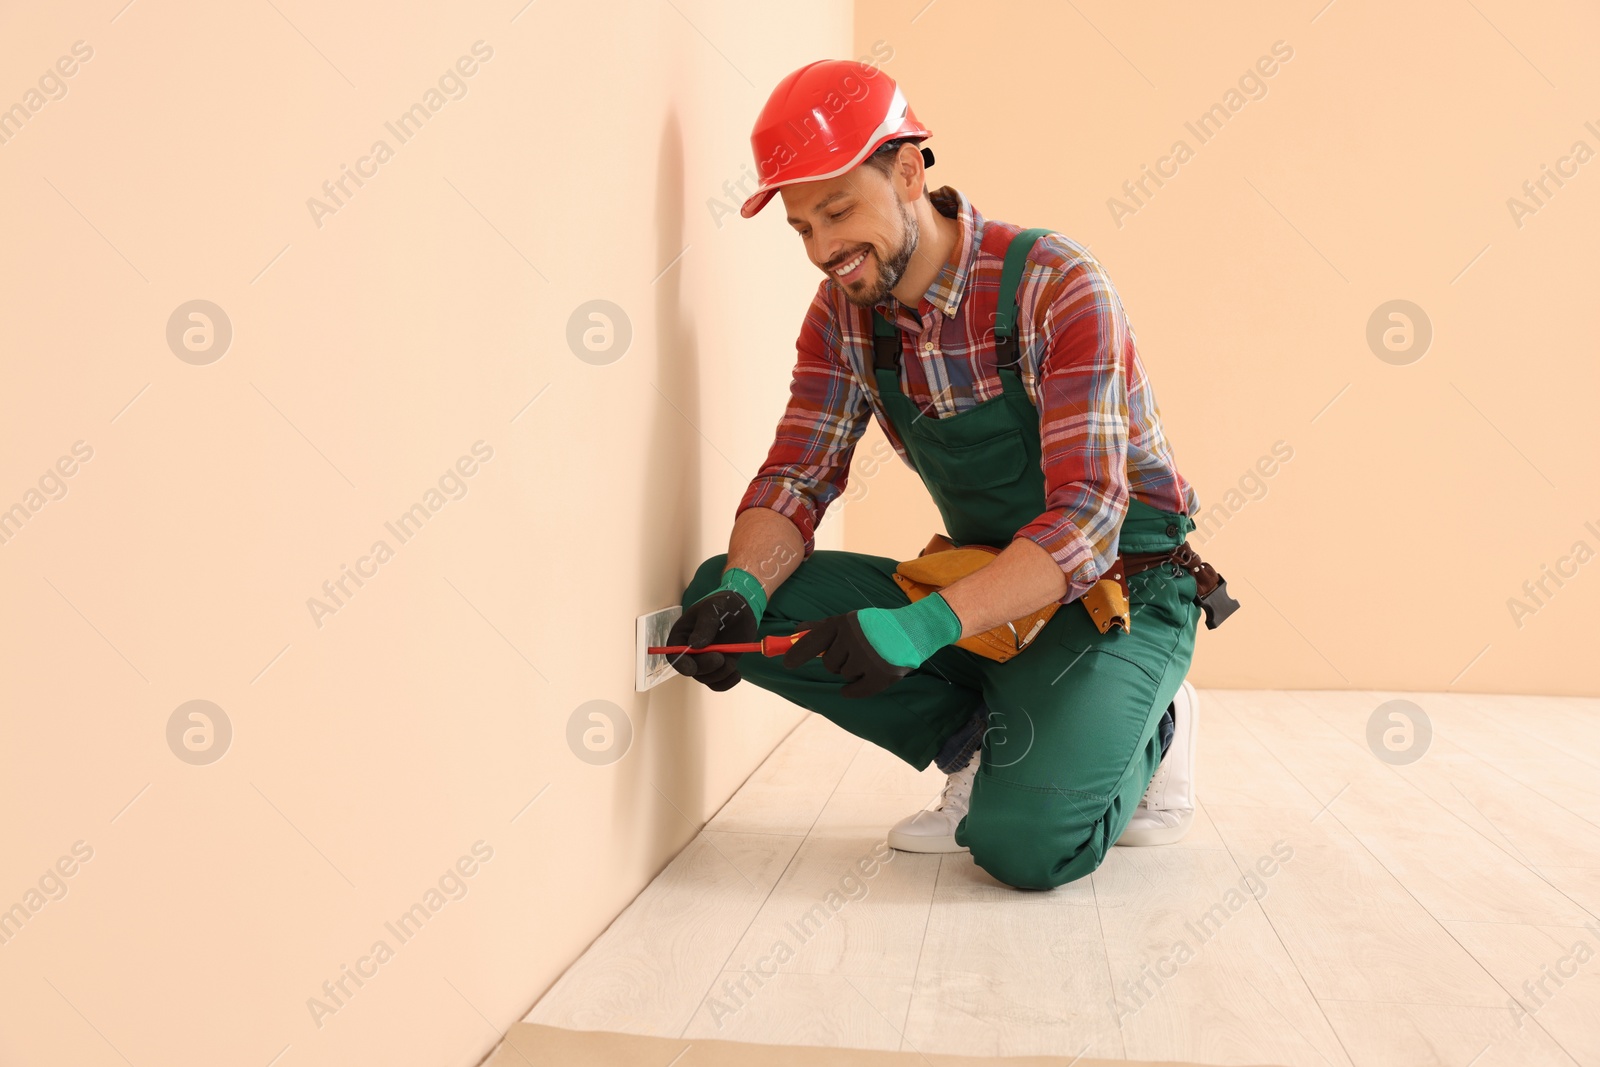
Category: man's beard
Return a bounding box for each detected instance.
[839,197,919,308]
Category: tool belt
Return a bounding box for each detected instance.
[893,534,1239,663]
[1082,542,1240,635]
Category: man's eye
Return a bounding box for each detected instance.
[829,210,850,221]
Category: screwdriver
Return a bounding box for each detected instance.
[649,631,810,657]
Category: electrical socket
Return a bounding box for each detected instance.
[635,605,684,691]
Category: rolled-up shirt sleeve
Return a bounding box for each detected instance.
[736,282,871,557]
[1013,261,1133,606]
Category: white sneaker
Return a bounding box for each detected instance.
[887,753,978,854]
[1116,680,1199,847]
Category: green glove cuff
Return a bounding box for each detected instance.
[857,593,963,670]
[716,566,768,624]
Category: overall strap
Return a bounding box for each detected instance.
[871,308,900,371]
[991,226,1055,368]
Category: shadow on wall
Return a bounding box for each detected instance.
[623,106,710,857]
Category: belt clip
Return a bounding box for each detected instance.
[1198,576,1240,630]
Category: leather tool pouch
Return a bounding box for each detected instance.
[1082,573,1132,635]
[891,534,1059,663]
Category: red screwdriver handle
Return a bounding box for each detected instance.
[649,630,810,658]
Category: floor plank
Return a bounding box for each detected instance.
[1095,845,1350,1067]
[720,792,942,981]
[1289,690,1600,872]
[899,852,1122,1059]
[681,972,915,1048]
[1224,690,1593,927]
[1317,999,1581,1067]
[1442,919,1600,1067]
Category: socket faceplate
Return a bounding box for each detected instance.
[635,605,684,691]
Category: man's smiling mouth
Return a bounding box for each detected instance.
[831,248,869,278]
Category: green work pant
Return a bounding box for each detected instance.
[682,544,1200,891]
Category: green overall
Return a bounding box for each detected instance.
[684,231,1200,890]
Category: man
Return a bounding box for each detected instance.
[670,60,1212,891]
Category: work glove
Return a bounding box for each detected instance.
[784,593,962,699]
[667,568,767,692]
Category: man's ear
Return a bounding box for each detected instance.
[897,141,927,201]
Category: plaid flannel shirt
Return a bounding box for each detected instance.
[737,185,1199,606]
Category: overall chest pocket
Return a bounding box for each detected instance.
[909,425,1028,491]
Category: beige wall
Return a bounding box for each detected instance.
[848,0,1600,696]
[0,3,851,1065]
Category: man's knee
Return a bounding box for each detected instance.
[960,778,1110,890]
[682,554,728,608]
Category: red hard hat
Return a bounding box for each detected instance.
[740,60,931,219]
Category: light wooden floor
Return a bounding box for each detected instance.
[524,690,1600,1066]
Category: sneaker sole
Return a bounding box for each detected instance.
[886,828,970,854]
[1114,807,1195,847]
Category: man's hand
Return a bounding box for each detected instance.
[784,594,962,699]
[783,612,910,699]
[667,589,759,691]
